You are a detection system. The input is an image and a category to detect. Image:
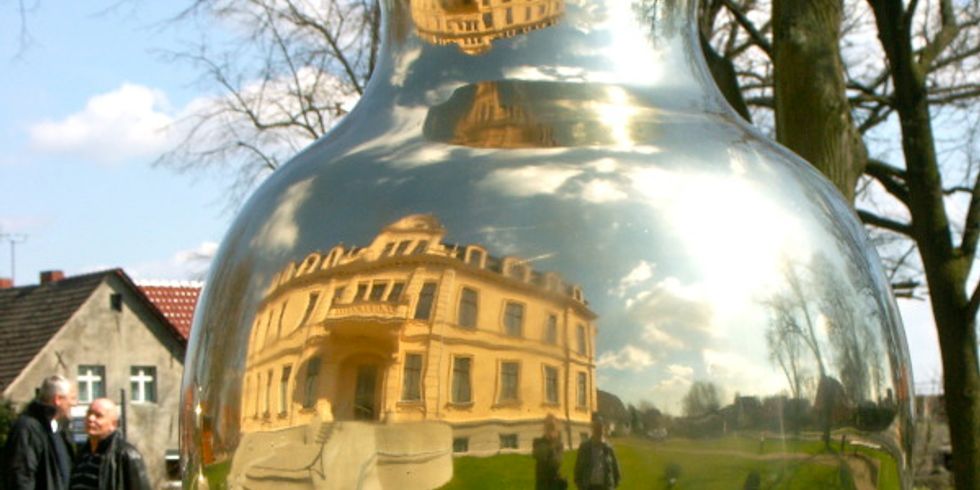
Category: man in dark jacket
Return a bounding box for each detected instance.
[69,398,150,490]
[573,419,620,490]
[1,375,77,490]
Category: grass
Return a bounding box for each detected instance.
[440,436,898,489]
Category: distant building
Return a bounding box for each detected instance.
[0,269,198,488]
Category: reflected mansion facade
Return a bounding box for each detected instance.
[240,214,597,455]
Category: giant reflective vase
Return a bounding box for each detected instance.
[180,0,915,488]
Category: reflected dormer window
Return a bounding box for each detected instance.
[395,240,412,255]
[413,241,429,254]
[466,248,484,267]
[381,242,395,257]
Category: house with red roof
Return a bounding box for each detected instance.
[0,269,200,488]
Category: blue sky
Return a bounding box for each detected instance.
[0,1,944,392]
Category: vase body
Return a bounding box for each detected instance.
[180,0,913,488]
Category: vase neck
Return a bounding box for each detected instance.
[364,0,729,115]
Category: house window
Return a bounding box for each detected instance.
[414,282,437,320]
[395,240,412,255]
[458,288,479,328]
[499,434,518,449]
[333,286,346,301]
[129,366,157,404]
[544,366,559,405]
[77,365,106,403]
[545,315,558,345]
[577,372,588,409]
[576,324,587,355]
[499,362,519,402]
[369,282,387,301]
[300,292,320,326]
[503,302,524,337]
[355,283,368,301]
[388,282,405,302]
[264,369,273,416]
[413,241,429,254]
[453,437,469,453]
[279,365,292,415]
[402,353,423,401]
[109,293,123,312]
[303,357,321,408]
[381,242,395,256]
[452,357,472,404]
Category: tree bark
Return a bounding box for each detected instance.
[772,0,866,202]
[867,0,980,487]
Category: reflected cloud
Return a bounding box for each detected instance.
[480,164,582,197]
[249,178,314,254]
[597,345,655,371]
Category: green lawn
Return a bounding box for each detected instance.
[441,436,898,489]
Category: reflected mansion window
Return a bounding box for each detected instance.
[499,362,519,403]
[129,366,157,404]
[458,288,479,328]
[279,365,292,415]
[369,282,387,301]
[388,282,405,302]
[264,369,273,416]
[402,353,423,401]
[576,324,587,355]
[78,365,105,404]
[414,282,437,320]
[544,365,559,405]
[577,372,587,409]
[545,314,558,345]
[299,292,320,326]
[503,302,524,337]
[452,357,473,404]
[303,357,321,408]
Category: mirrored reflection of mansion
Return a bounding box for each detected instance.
[411,0,564,54]
[236,214,596,487]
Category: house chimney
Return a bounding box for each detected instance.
[0,278,12,289]
[40,270,65,285]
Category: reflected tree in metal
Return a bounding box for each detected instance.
[180,0,914,488]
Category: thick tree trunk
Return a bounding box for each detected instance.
[867,0,980,487]
[772,0,866,201]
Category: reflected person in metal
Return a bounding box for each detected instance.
[180,0,914,488]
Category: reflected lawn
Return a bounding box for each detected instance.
[441,436,896,490]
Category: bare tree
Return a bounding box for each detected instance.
[702,0,980,486]
[158,0,381,201]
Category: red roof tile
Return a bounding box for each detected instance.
[138,283,202,340]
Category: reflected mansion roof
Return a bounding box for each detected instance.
[411,0,564,55]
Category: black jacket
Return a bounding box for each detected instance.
[72,431,151,490]
[573,438,620,489]
[0,400,75,490]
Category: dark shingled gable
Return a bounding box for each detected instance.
[0,270,112,392]
[0,268,188,395]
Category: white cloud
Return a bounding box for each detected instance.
[29,83,174,163]
[598,345,655,371]
[125,241,219,281]
[480,165,582,197]
[612,260,655,297]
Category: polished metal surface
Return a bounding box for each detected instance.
[180,0,914,488]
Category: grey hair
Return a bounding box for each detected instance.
[38,375,72,403]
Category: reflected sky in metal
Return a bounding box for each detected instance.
[181,0,914,488]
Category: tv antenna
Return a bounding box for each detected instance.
[0,232,28,285]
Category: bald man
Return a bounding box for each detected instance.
[68,398,150,490]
